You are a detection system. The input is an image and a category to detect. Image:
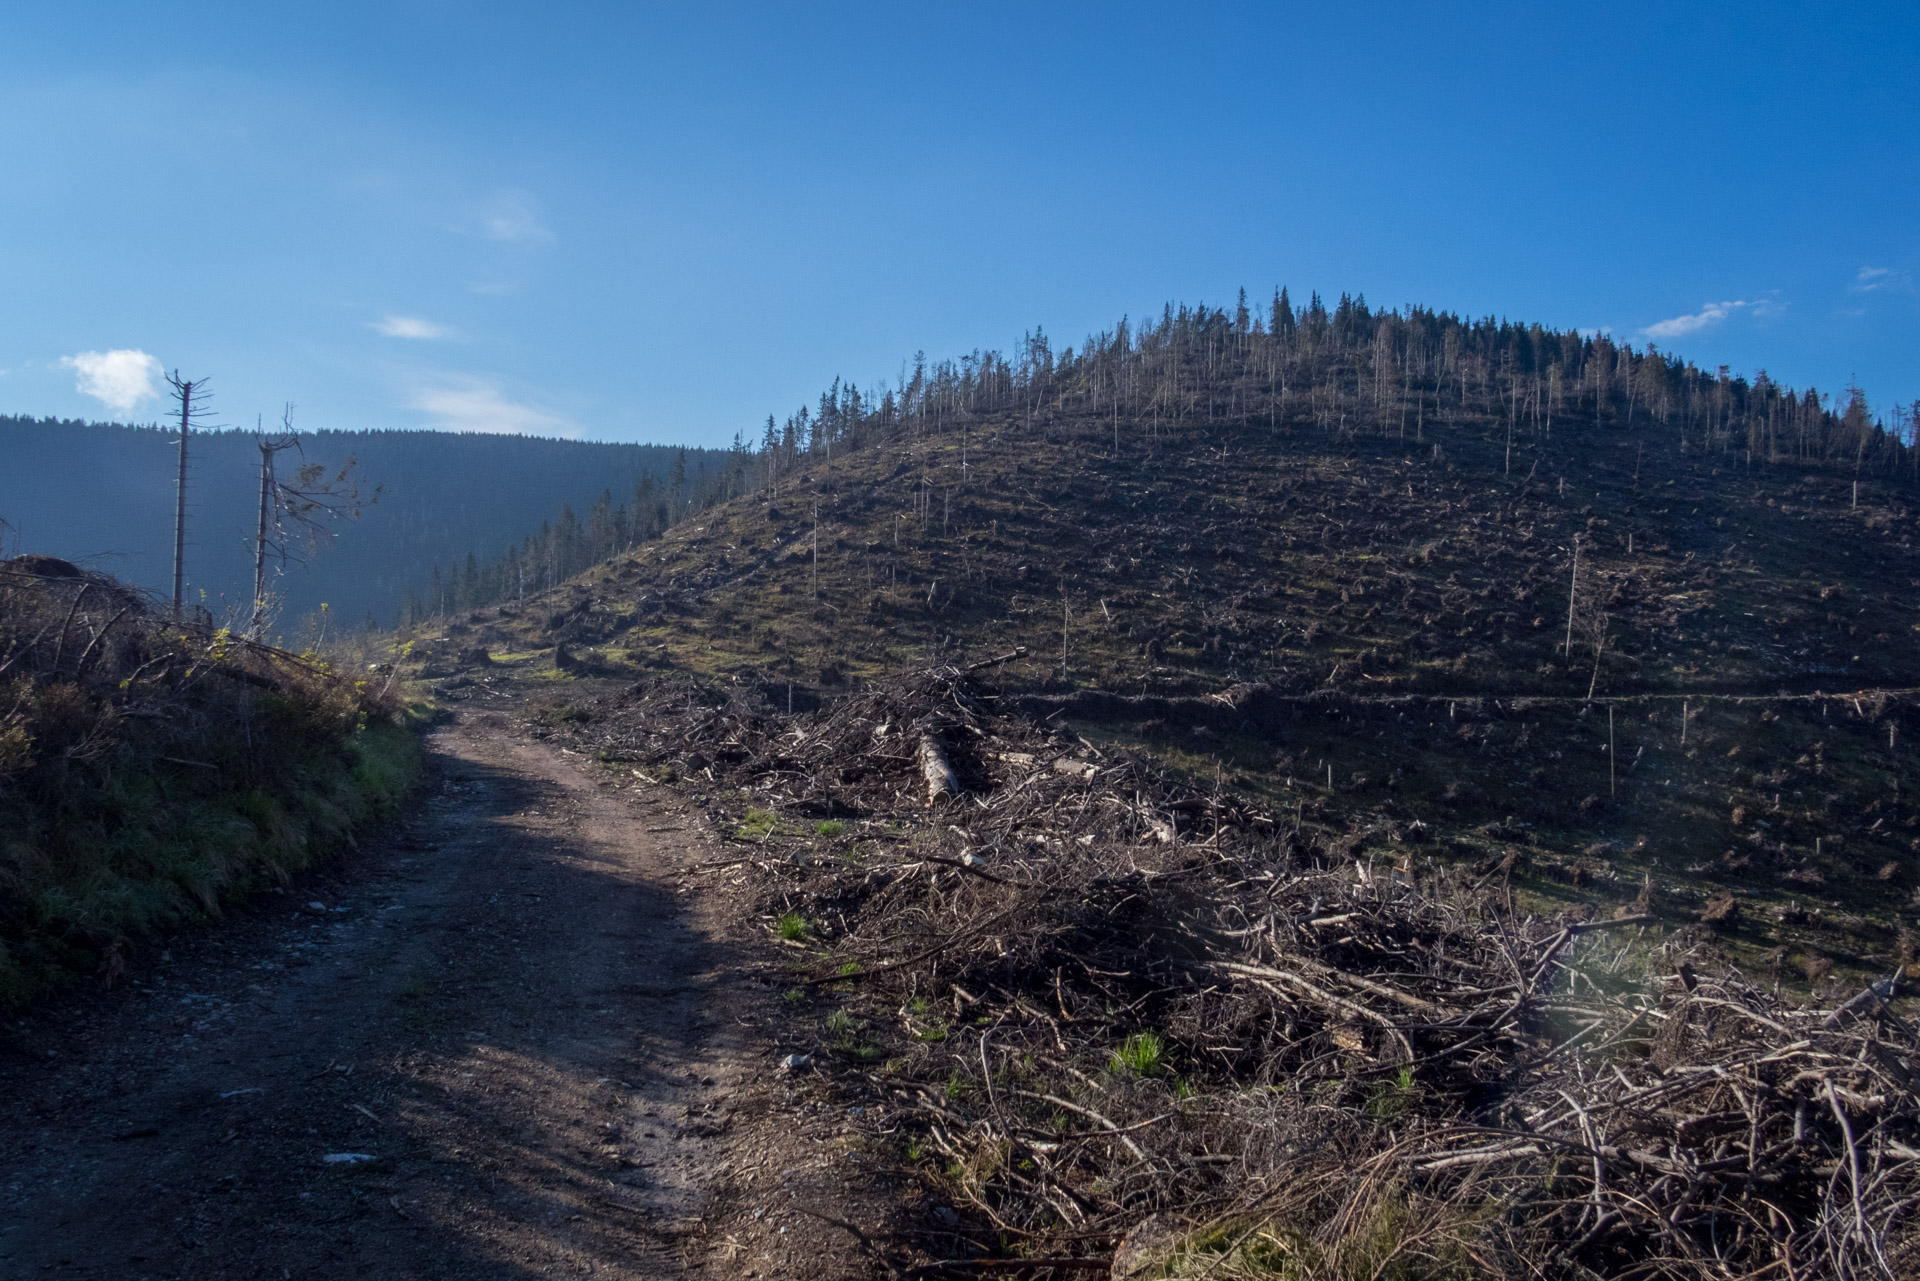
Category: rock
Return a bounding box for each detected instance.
[323,1152,375,1165]
[778,1053,813,1071]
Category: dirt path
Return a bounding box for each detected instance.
[0,709,884,1279]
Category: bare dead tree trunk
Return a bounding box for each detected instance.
[248,406,371,639]
[252,438,273,640]
[1563,534,1581,658]
[918,732,958,806]
[1587,618,1609,701]
[168,376,198,618]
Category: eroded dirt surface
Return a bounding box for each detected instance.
[0,709,886,1279]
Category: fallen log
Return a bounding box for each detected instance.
[919,731,960,806]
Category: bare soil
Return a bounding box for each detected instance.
[0,706,889,1279]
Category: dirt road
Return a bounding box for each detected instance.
[0,709,881,1279]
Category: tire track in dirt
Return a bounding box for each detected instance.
[0,707,878,1279]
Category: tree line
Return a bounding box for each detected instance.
[739,289,1918,484]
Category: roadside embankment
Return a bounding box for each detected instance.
[0,557,422,1002]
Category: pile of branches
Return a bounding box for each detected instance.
[554,654,1261,834]
[558,666,1920,1278]
[0,556,375,791]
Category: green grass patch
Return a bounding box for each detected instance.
[1160,1192,1482,1280]
[1111,1031,1166,1076]
[737,808,778,839]
[534,701,595,726]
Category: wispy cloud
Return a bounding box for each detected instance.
[1640,298,1780,341]
[407,377,578,438]
[471,189,552,244]
[1850,266,1911,294]
[370,314,451,339]
[60,348,163,413]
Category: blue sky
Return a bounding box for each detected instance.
[3,2,1914,446]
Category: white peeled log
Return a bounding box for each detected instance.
[918,732,960,806]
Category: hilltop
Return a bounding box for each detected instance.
[478,295,1917,700]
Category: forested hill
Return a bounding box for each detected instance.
[0,419,727,629]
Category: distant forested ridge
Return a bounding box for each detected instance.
[398,440,740,627]
[0,419,726,629]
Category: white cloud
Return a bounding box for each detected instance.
[473,189,551,244]
[1851,266,1911,294]
[60,348,163,413]
[407,378,578,438]
[1640,298,1780,341]
[370,314,451,339]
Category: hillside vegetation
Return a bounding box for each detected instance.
[0,556,419,1002]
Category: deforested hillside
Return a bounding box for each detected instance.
[535,663,1920,1278]
[477,292,1920,701]
[436,291,1920,983]
[423,291,1920,1277]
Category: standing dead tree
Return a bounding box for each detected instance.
[164,371,214,619]
[248,405,376,640]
